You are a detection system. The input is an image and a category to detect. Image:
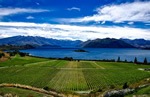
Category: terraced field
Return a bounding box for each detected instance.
[0,56,150,92]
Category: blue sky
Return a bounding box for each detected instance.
[0,0,149,40]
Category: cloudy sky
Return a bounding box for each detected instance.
[0,0,149,41]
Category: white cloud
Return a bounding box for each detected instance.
[26,16,34,19]
[0,8,49,17]
[62,1,150,23]
[67,7,80,11]
[145,24,150,26]
[36,2,40,5]
[128,22,134,25]
[101,21,105,24]
[0,22,149,41]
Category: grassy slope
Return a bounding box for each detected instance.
[0,87,52,97]
[0,55,49,67]
[136,86,150,94]
[126,86,150,97]
[0,56,150,93]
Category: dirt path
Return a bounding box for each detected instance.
[92,61,105,69]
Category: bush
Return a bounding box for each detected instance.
[123,82,128,89]
[110,85,115,89]
[97,88,102,92]
[143,57,147,65]
[43,86,49,91]
[9,52,15,56]
[134,57,137,64]
[0,53,5,58]
[64,57,73,61]
[19,52,26,57]
[117,56,120,62]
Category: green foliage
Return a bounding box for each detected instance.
[0,87,51,97]
[123,82,128,89]
[144,57,148,65]
[136,86,150,94]
[0,56,150,92]
[134,57,137,64]
[125,86,150,97]
[18,52,28,57]
[117,56,120,62]
[8,51,29,57]
[124,59,127,62]
[0,53,5,58]
[0,55,49,67]
[63,57,73,61]
[43,86,49,91]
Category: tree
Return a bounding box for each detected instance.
[0,53,5,58]
[144,57,147,65]
[123,82,128,89]
[19,52,26,57]
[117,56,120,62]
[43,86,49,90]
[134,57,137,64]
[0,54,2,58]
[124,59,127,62]
[64,57,73,61]
[9,52,15,56]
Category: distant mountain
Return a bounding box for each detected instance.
[0,36,82,48]
[0,36,53,47]
[0,36,150,49]
[0,44,35,50]
[81,38,134,48]
[121,39,150,48]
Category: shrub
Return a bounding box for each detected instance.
[134,57,137,64]
[117,56,120,62]
[43,86,49,91]
[64,57,73,61]
[0,53,5,58]
[97,88,102,92]
[143,57,148,65]
[123,82,128,89]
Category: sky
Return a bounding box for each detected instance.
[0,0,149,41]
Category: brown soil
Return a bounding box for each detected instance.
[0,51,10,62]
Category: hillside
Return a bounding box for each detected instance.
[0,51,10,62]
[0,56,150,96]
[0,36,82,48]
[81,38,134,48]
[121,39,150,48]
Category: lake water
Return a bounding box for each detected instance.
[21,48,150,62]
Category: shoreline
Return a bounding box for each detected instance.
[28,55,150,65]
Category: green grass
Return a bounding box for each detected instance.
[125,86,150,97]
[136,86,150,94]
[0,56,150,93]
[0,55,49,67]
[0,87,52,97]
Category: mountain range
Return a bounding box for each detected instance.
[0,36,81,48]
[0,36,150,49]
[121,39,150,48]
[81,38,134,48]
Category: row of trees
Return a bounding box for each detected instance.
[133,57,148,65]
[7,50,29,57]
[117,56,148,65]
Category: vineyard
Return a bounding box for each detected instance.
[0,56,150,93]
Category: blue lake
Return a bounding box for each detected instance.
[21,48,150,62]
